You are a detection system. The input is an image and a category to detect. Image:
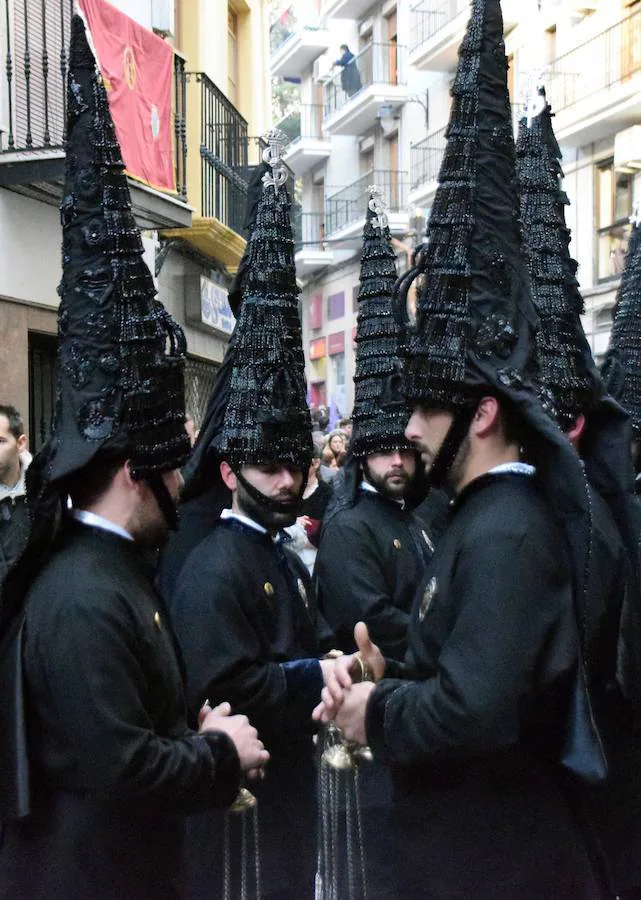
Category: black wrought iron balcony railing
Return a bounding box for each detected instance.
[325,169,407,235]
[1,0,73,153]
[410,126,447,190]
[194,71,251,235]
[195,75,297,238]
[323,42,406,119]
[293,211,327,252]
[410,0,469,53]
[546,7,641,117]
[278,104,325,144]
[1,0,188,199]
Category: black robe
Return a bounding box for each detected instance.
[156,485,227,603]
[315,488,439,892]
[166,516,333,899]
[364,473,601,899]
[315,490,435,661]
[0,520,240,900]
[583,491,641,895]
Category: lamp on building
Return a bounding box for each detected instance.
[377,103,402,135]
[377,92,430,134]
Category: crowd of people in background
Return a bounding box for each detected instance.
[7,4,641,899]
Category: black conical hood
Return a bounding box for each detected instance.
[390,0,612,777]
[351,190,411,458]
[216,138,312,469]
[602,219,641,434]
[395,0,538,409]
[0,16,191,641]
[46,14,189,484]
[516,89,601,429]
[180,161,270,503]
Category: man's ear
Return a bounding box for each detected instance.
[17,434,27,453]
[472,396,500,439]
[121,460,141,492]
[566,413,586,445]
[220,460,237,491]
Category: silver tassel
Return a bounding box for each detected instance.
[223,787,261,900]
[316,724,370,900]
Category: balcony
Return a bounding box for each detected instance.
[162,73,264,271]
[321,0,377,18]
[323,42,408,135]
[294,211,334,276]
[545,8,641,148]
[408,126,447,209]
[278,104,331,177]
[0,0,190,229]
[409,0,519,72]
[270,11,331,79]
[325,169,409,247]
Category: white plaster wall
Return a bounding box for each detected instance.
[0,190,61,308]
[108,0,153,30]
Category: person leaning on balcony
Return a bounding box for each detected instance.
[335,44,362,97]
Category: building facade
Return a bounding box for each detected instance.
[0,0,270,450]
[275,0,641,415]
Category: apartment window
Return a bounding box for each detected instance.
[507,53,515,105]
[387,133,400,207]
[330,352,346,413]
[352,284,360,312]
[596,159,633,282]
[386,9,398,86]
[593,305,615,364]
[28,332,58,454]
[309,294,323,330]
[331,352,345,385]
[228,9,239,105]
[327,291,345,320]
[360,147,374,177]
[359,24,373,53]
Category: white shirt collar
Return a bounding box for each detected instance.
[220,507,268,535]
[71,509,134,542]
[303,480,319,500]
[488,462,536,477]
[360,478,405,507]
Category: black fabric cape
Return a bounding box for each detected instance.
[0,493,30,594]
[573,484,640,896]
[164,517,333,898]
[315,489,435,660]
[155,485,227,603]
[0,521,240,900]
[365,473,602,899]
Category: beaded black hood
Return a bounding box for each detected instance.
[0,15,190,633]
[389,0,630,775]
[45,14,190,485]
[184,138,312,491]
[394,0,538,410]
[602,219,641,435]
[350,190,411,458]
[516,89,601,430]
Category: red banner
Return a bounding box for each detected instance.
[78,0,175,193]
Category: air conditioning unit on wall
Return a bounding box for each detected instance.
[615,126,641,173]
[314,57,333,83]
[151,0,175,36]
